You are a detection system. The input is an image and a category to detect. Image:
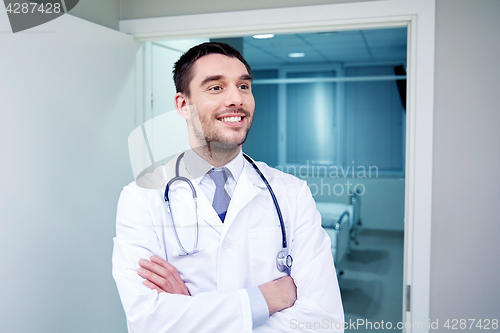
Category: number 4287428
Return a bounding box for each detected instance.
[443,319,498,330]
[6,3,62,14]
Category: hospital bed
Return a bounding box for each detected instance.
[315,191,361,270]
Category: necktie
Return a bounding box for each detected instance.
[208,168,231,222]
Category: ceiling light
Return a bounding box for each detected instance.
[253,34,274,39]
[288,52,305,58]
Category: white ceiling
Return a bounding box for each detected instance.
[243,27,407,68]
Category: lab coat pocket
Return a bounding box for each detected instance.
[248,227,286,286]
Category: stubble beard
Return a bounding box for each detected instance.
[190,107,253,162]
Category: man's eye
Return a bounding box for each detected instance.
[209,86,222,91]
[239,84,250,90]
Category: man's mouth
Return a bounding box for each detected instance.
[217,116,244,123]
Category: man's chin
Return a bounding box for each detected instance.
[207,141,242,151]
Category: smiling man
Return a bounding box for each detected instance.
[112,42,344,332]
[175,51,255,167]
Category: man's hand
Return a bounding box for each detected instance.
[258,276,297,315]
[138,256,190,296]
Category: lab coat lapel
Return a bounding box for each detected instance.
[176,155,224,232]
[191,180,225,230]
[220,161,266,239]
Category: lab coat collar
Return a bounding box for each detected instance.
[169,149,268,238]
[219,158,263,239]
[182,148,212,181]
[173,154,224,230]
[165,150,265,194]
[242,156,269,190]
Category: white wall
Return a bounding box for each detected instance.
[120,0,379,20]
[67,0,377,30]
[430,0,500,323]
[0,12,133,333]
[69,0,121,30]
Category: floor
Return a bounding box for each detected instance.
[336,229,405,332]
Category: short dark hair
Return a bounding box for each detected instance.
[173,42,252,97]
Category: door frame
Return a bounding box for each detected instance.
[120,0,436,331]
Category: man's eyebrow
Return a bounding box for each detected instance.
[200,75,223,87]
[199,74,253,87]
[241,74,253,81]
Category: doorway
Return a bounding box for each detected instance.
[123,1,437,330]
[142,27,407,331]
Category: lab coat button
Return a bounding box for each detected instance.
[222,241,232,249]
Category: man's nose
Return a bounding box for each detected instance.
[225,85,243,107]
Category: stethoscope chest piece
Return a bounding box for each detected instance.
[276,249,293,272]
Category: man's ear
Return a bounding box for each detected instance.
[175,92,190,120]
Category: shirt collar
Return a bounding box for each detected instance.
[221,149,244,183]
[183,147,244,184]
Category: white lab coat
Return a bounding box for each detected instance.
[112,153,344,333]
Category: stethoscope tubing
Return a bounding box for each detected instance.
[164,152,291,270]
[165,174,199,256]
[242,154,287,250]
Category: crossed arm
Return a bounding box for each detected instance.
[113,182,344,332]
[137,255,297,315]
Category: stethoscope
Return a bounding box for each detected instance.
[164,152,293,273]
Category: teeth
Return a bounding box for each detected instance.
[220,116,242,123]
